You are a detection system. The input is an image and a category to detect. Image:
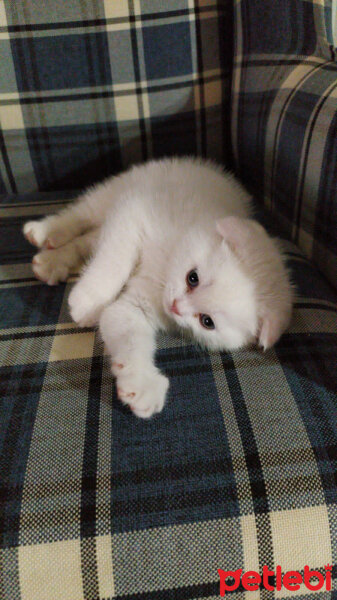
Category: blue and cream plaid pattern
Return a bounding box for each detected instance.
[1,1,337,598]
[0,0,232,194]
[0,193,337,600]
[1,193,337,598]
[232,0,337,288]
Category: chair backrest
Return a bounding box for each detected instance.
[0,1,233,194]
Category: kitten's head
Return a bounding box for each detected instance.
[163,217,293,351]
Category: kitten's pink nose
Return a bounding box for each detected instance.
[170,299,181,316]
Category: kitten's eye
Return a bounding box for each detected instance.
[199,314,215,330]
[186,269,199,289]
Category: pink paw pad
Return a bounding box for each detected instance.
[112,362,124,370]
[46,240,55,250]
[117,388,135,400]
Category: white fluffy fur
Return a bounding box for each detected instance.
[23,158,293,418]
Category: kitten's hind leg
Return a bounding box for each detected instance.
[100,299,169,419]
[23,208,91,250]
[23,178,118,249]
[32,229,99,286]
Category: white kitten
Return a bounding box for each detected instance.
[23,158,293,418]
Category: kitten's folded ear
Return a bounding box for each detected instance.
[258,311,289,351]
[217,216,293,350]
[216,216,256,252]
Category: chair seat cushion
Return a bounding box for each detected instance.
[1,191,337,599]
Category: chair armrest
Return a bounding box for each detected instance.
[231,0,337,288]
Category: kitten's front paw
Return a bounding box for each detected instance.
[68,282,105,327]
[114,366,169,418]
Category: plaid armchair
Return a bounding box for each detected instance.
[0,1,336,598]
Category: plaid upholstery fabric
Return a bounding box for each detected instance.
[1,2,337,598]
[0,0,232,194]
[232,0,337,288]
[1,192,337,598]
[325,0,337,48]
